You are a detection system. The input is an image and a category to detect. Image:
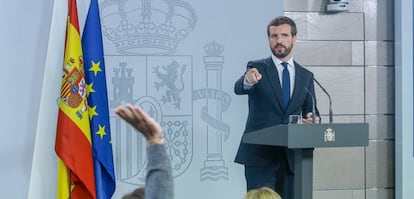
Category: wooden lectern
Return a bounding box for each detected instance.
[242,123,369,199]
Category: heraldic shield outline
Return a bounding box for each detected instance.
[107,55,193,185]
[100,0,232,185]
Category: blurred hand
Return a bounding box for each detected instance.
[245,68,262,84]
[302,112,320,124]
[114,103,163,143]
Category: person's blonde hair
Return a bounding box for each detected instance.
[243,187,282,199]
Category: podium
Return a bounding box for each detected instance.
[242,123,368,199]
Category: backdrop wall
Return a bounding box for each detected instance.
[0,1,53,199]
[6,1,413,199]
[1,0,283,199]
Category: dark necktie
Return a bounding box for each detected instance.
[281,62,290,110]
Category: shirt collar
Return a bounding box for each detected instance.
[271,54,294,68]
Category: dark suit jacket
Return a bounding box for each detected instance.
[234,56,319,173]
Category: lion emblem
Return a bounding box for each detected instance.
[153,61,186,109]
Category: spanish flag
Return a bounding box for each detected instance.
[55,0,96,198]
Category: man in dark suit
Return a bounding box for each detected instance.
[234,16,320,199]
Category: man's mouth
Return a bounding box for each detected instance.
[275,45,285,49]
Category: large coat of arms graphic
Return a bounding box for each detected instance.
[100,0,231,186]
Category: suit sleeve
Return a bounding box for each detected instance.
[145,144,174,199]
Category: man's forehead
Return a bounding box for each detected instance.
[269,24,292,32]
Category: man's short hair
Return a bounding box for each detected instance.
[267,16,297,37]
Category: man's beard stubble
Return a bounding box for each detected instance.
[271,44,293,59]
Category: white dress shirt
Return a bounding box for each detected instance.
[271,54,295,97]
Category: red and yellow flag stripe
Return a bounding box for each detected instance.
[55,0,96,198]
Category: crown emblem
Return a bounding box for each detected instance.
[100,0,197,55]
[324,128,336,142]
[204,41,224,56]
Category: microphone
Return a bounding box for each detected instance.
[313,78,333,124]
[304,87,316,124]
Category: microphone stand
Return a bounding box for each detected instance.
[304,87,316,124]
[313,78,333,124]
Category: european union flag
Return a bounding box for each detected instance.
[82,0,116,198]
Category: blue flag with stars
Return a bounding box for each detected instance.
[82,0,116,198]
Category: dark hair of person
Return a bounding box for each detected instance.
[267,16,297,37]
[122,187,145,199]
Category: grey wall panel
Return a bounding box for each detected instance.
[365,66,395,114]
[363,0,394,41]
[295,41,365,66]
[316,188,396,199]
[365,41,394,66]
[311,67,365,115]
[286,0,395,195]
[319,115,364,125]
[285,12,308,39]
[313,147,365,189]
[366,141,395,188]
[284,0,325,12]
[313,189,364,199]
[352,41,365,66]
[348,0,366,12]
[306,13,364,41]
[295,42,354,65]
[348,0,394,40]
[366,115,395,140]
[366,188,395,199]
[286,12,364,41]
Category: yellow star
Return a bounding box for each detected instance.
[89,61,102,76]
[96,125,106,140]
[88,105,98,120]
[86,82,95,97]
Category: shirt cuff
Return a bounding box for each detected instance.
[243,77,254,90]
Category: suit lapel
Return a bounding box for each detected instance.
[264,57,284,110]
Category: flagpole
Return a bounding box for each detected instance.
[28,0,67,198]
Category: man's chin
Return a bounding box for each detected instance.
[270,47,289,58]
[273,51,288,59]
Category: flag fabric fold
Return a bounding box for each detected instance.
[55,0,97,198]
[82,0,116,198]
[28,0,66,198]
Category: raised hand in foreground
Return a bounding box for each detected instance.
[114,103,164,145]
